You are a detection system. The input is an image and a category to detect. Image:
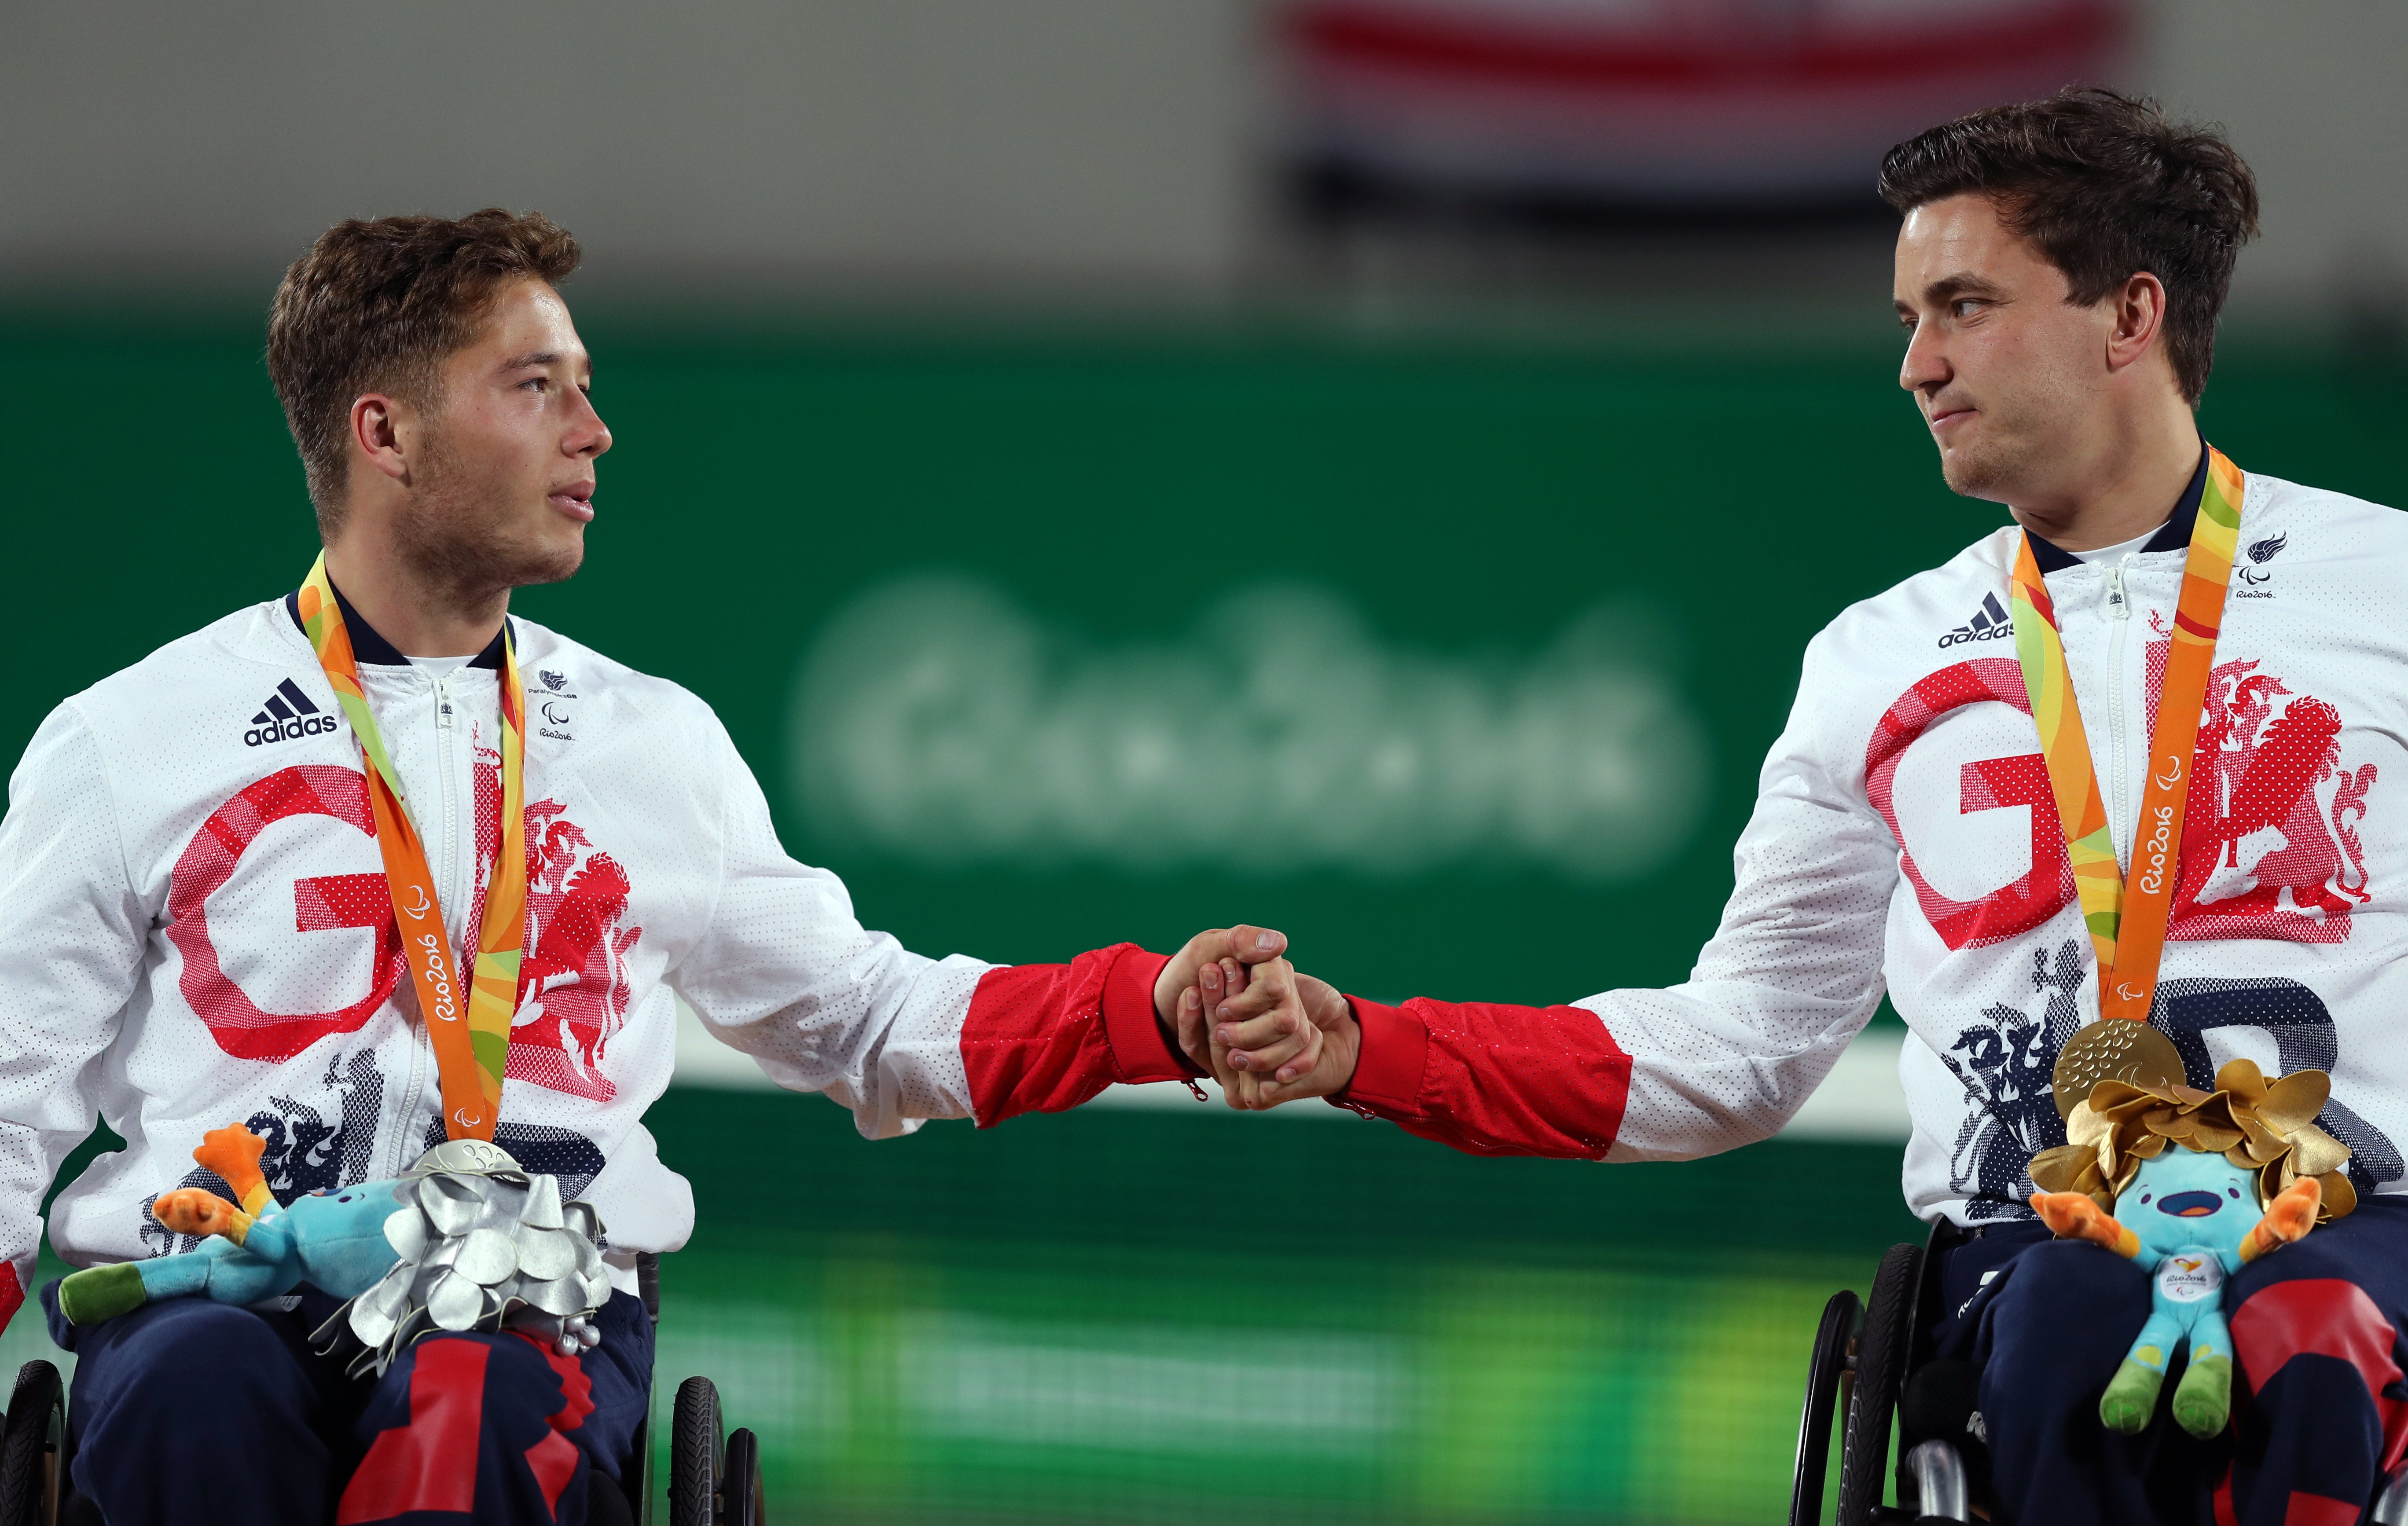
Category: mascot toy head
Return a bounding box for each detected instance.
[2119,1149,2259,1262]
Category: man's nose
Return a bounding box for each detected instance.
[571,397,611,459]
[1900,320,1949,393]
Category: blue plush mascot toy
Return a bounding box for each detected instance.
[2027,1022,2355,1438]
[57,1124,400,1324]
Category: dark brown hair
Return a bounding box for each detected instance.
[267,209,581,536]
[1879,86,2258,404]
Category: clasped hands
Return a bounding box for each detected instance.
[1150,927,1357,1109]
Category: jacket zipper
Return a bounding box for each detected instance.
[436,674,460,921]
[2103,558,2133,869]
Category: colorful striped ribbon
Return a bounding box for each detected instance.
[2006,449,2244,1023]
[297,554,527,1140]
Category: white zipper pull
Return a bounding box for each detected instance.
[2105,560,2131,620]
[435,674,455,729]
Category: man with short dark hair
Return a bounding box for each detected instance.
[0,209,1280,1525]
[1191,88,2408,1523]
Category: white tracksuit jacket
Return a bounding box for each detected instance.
[0,587,1195,1328]
[1331,466,2408,1226]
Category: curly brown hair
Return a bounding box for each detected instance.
[1879,86,2258,405]
[267,210,581,539]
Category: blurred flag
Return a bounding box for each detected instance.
[1282,0,2128,227]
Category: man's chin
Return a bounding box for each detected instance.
[516,537,584,588]
[1938,446,2018,506]
[497,521,586,589]
[444,538,581,595]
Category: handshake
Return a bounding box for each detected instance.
[1149,926,1358,1110]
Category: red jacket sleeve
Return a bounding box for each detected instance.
[959,943,1202,1125]
[1332,994,1633,1159]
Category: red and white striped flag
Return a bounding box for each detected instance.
[1284,0,2128,217]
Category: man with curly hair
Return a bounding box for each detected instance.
[0,210,1287,1525]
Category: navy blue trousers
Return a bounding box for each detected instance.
[41,1283,652,1526]
[1942,1196,2408,1526]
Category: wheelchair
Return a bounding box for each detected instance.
[1790,1223,2408,1525]
[0,1253,767,1526]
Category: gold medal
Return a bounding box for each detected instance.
[2050,1021,2184,1119]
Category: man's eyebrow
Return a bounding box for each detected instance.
[1922,273,2008,304]
[499,350,563,370]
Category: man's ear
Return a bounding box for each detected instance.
[2104,271,2170,376]
[350,393,417,485]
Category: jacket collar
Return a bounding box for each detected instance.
[2025,441,2210,574]
[284,580,509,670]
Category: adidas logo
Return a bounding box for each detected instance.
[243,678,339,747]
[1938,592,2014,649]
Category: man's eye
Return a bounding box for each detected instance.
[1953,300,1984,319]
[521,377,549,392]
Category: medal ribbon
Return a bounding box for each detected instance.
[2006,448,2245,1022]
[297,555,527,1139]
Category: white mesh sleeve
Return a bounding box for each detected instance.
[1588,635,1896,1161]
[666,714,992,1141]
[0,704,146,1295]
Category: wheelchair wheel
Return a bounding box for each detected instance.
[669,1376,723,1526]
[722,1428,765,1526]
[1790,1288,1860,1526]
[1835,1243,1923,1526]
[0,1360,64,1526]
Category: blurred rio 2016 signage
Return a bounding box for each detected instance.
[790,573,1711,883]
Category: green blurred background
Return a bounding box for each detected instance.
[4,310,2401,1520]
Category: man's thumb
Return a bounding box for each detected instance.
[1227,925,1287,964]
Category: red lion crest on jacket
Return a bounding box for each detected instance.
[468,745,643,1102]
